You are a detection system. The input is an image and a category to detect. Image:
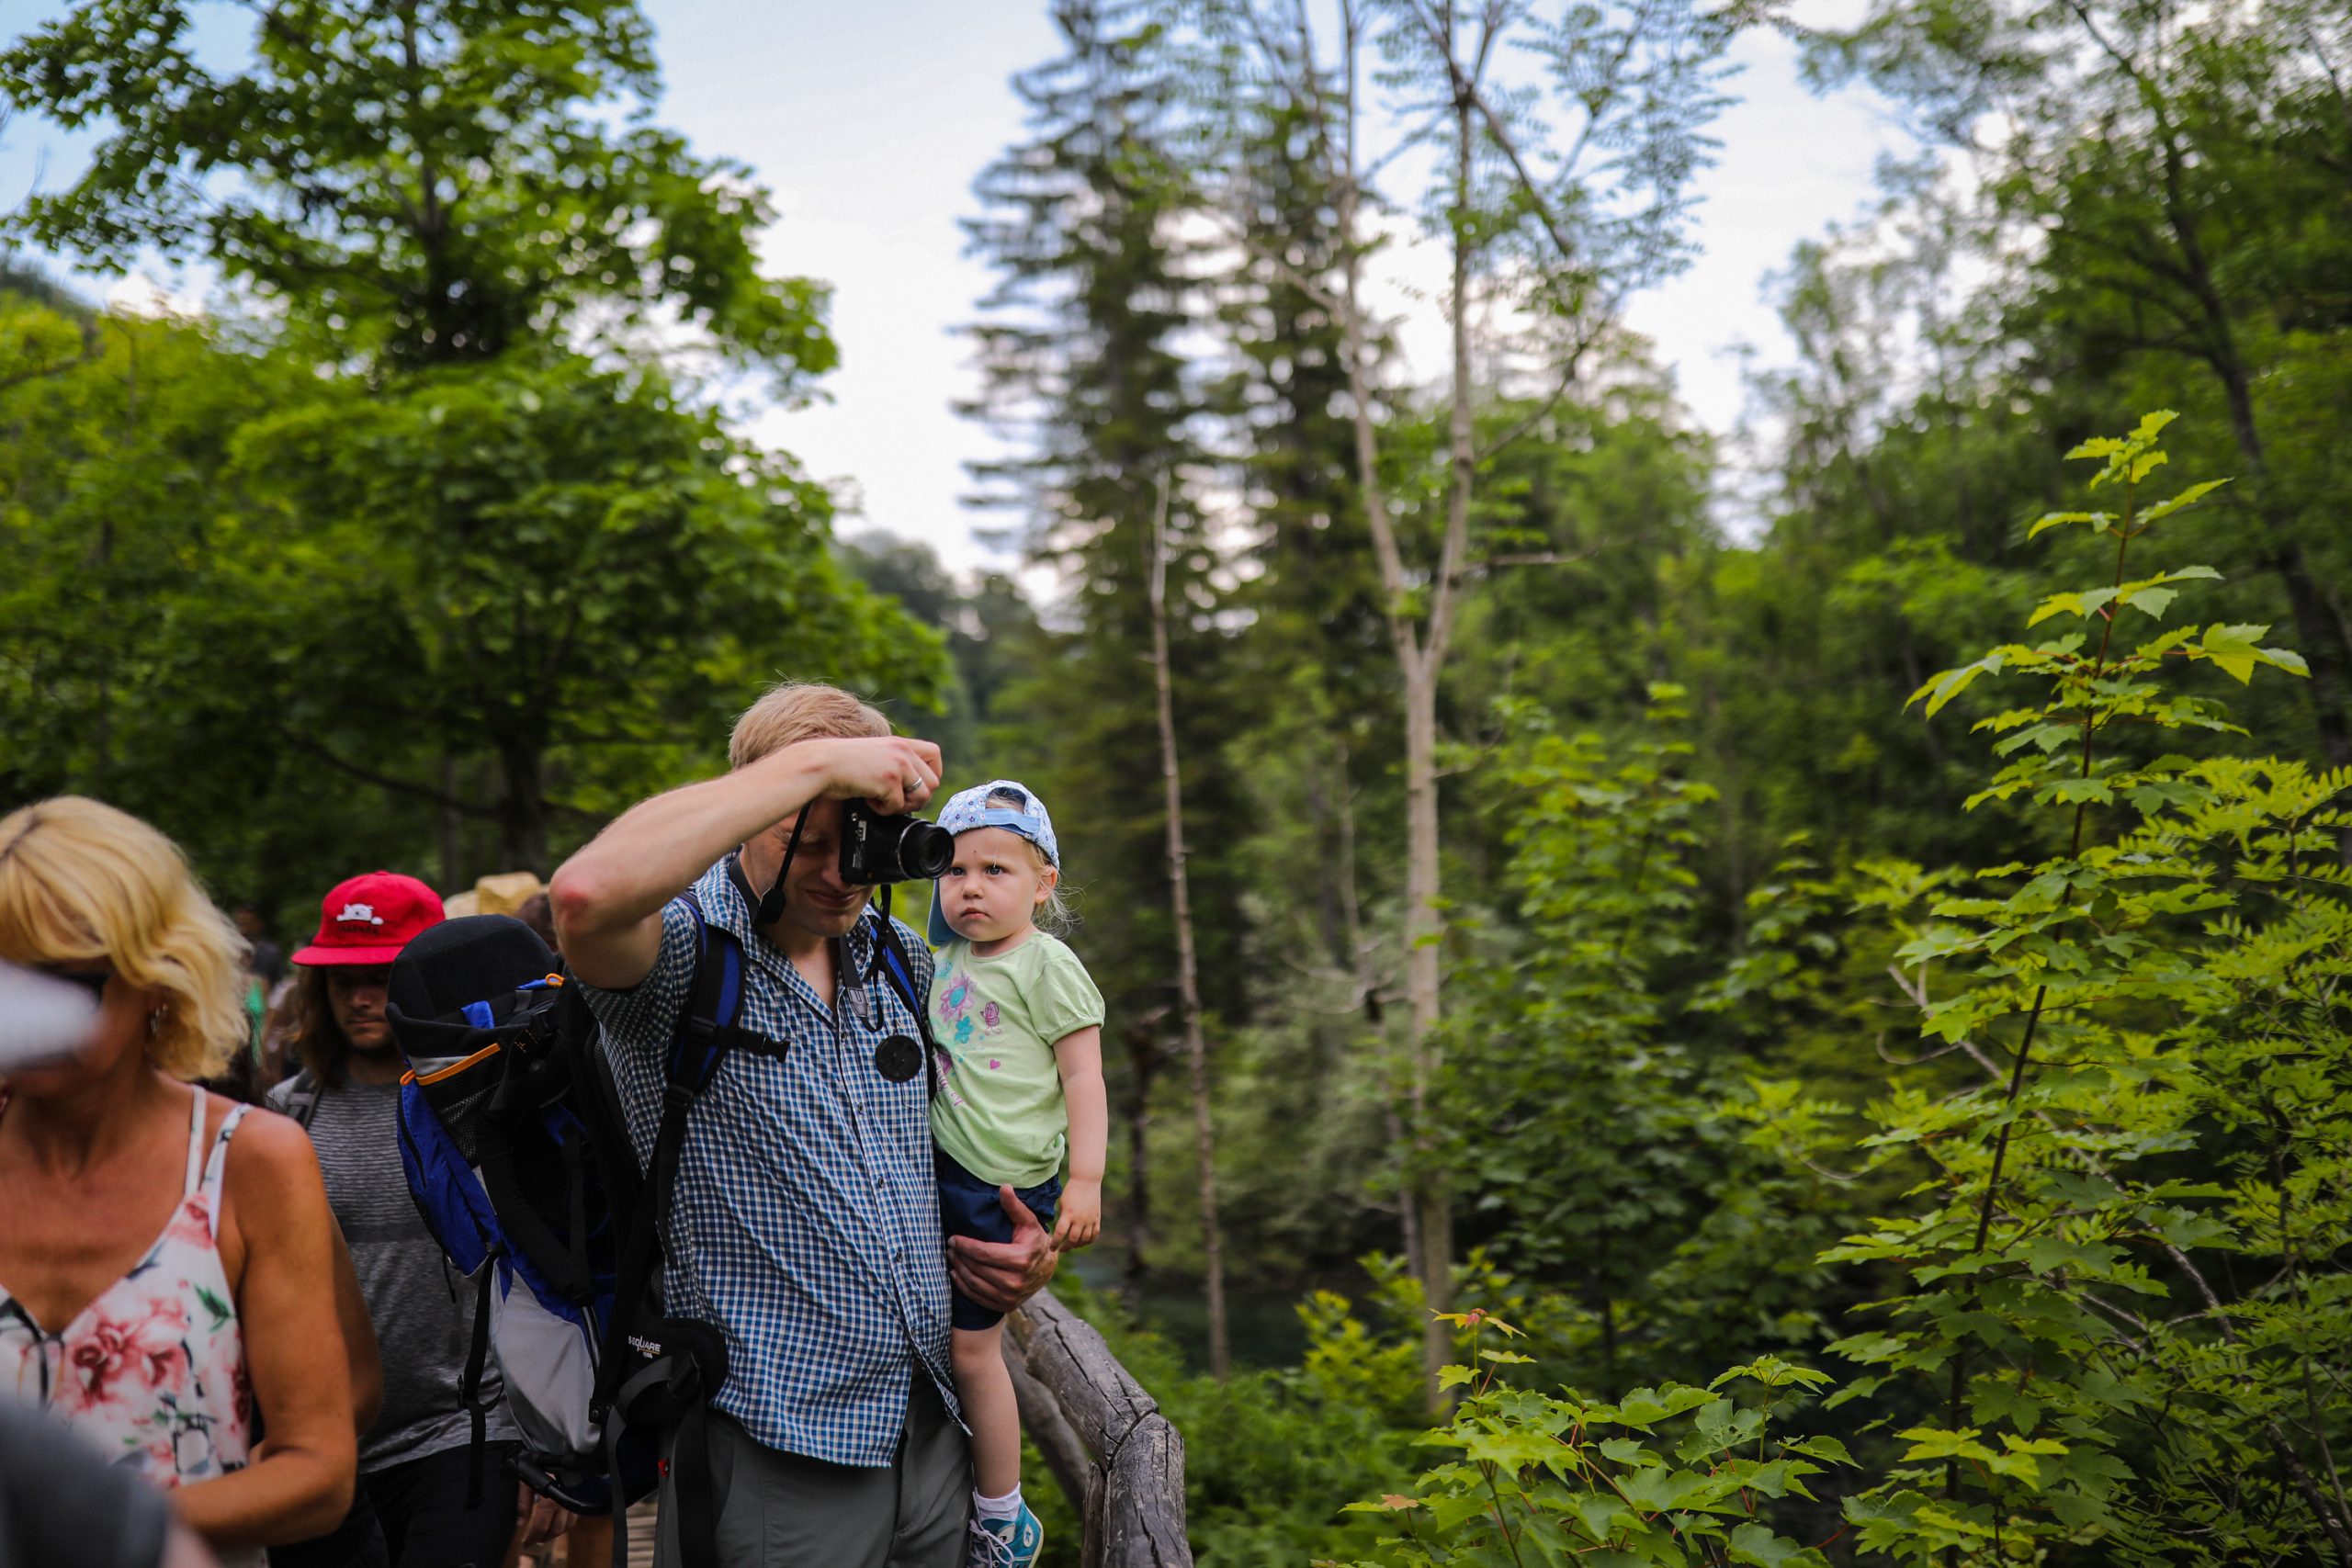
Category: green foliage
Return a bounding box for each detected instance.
[1805,0,2352,771]
[1820,418,2352,1560]
[1443,687,1720,1328]
[961,0,1247,1005]
[0,0,830,375]
[11,0,2352,1556]
[226,354,936,864]
[1025,1274,1428,1567]
[0,288,934,887]
[0,0,933,887]
[1441,688,1863,1385]
[1337,1314,1849,1567]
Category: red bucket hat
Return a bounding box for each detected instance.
[291,871,446,967]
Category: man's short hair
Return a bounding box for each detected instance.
[729,681,890,771]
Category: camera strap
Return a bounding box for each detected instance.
[752,805,812,929]
[735,820,933,1089]
[862,886,947,1098]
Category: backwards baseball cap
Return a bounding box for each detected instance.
[926,780,1059,946]
[291,870,446,967]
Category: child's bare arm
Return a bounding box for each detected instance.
[1052,1024,1106,1249]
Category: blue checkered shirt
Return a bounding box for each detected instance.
[579,858,956,1466]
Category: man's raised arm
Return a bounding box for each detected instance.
[550,736,942,989]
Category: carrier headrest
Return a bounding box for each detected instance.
[388,914,558,1037]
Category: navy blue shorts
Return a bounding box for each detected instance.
[936,1149,1060,1331]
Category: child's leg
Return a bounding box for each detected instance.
[951,1320,1022,1498]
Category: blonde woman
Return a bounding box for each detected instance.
[0,798,371,1566]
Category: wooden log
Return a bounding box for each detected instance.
[1005,1337,1092,1515]
[1006,1291,1158,1462]
[1098,1414,1192,1568]
[1081,1459,1109,1568]
[1007,1292,1193,1568]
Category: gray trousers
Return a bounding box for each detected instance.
[654,1380,971,1568]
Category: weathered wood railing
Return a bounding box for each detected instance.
[1003,1291,1193,1568]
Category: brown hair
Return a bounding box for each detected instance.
[0,796,247,1080]
[283,964,354,1088]
[729,681,889,772]
[514,892,559,955]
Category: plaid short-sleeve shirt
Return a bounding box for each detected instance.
[579,857,956,1466]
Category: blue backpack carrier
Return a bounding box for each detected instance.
[384,894,937,1568]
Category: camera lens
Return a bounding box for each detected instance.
[842,803,960,885]
[894,820,954,881]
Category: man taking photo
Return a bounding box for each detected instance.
[549,682,1057,1568]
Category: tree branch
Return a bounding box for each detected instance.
[273,725,492,818]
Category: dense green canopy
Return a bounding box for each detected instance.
[5,0,2347,1561]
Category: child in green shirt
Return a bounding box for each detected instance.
[925,780,1106,1568]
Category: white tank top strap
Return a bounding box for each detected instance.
[181,1083,209,1195]
[199,1101,251,1213]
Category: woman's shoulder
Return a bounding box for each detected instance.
[208,1089,334,1280]
[211,1091,327,1192]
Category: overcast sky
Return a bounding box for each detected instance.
[0,0,1900,570]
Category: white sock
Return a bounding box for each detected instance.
[974,1484,1022,1524]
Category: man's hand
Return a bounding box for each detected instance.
[1052,1178,1101,1252]
[514,1483,576,1551]
[948,1185,1058,1314]
[802,735,944,817]
[551,727,945,993]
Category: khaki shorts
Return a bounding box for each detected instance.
[654,1379,970,1568]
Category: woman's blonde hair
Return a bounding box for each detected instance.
[0,796,247,1080]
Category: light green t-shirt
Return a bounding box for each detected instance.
[928,931,1105,1187]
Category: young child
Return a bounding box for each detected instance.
[924,780,1107,1568]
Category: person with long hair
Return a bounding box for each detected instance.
[0,798,365,1567]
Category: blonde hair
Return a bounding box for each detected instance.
[729,681,889,771]
[0,796,247,1080]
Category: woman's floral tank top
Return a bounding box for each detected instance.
[2,1086,256,1560]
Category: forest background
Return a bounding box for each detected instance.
[2,0,2347,1562]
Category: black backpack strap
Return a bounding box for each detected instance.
[594,890,779,1415]
[279,1067,322,1131]
[459,1264,495,1506]
[677,887,787,1058]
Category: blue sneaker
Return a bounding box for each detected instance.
[964,1503,1045,1568]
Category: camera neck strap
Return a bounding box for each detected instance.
[752,804,812,930]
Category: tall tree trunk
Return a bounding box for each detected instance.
[498,740,547,873]
[1402,659,1452,1393]
[1322,0,1477,1402]
[1405,51,1484,1404]
[440,750,466,892]
[2206,344,2352,773]
[1148,472,1228,1379]
[2136,83,2352,773]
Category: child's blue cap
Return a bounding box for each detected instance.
[926,780,1059,946]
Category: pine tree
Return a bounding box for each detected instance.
[963,0,1244,1314]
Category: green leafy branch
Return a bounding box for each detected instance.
[1333,1310,1852,1566]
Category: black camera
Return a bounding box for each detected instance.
[839,799,955,885]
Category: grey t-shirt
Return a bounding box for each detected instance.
[268,1073,517,1472]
